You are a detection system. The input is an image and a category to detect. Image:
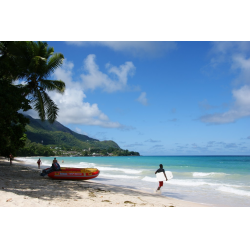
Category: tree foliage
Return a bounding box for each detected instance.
[0,78,31,157]
[0,41,66,157]
[17,139,55,157]
[0,41,65,123]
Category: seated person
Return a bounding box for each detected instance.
[40,158,61,176]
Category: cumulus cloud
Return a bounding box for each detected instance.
[136,92,148,106]
[39,58,125,128]
[49,85,122,127]
[80,54,136,92]
[200,85,250,124]
[200,42,250,124]
[66,41,177,57]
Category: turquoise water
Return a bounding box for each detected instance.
[22,155,250,207]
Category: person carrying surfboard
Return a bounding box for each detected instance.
[155,164,168,191]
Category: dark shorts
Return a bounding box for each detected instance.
[159,181,163,187]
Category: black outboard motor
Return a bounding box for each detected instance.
[40,162,61,176]
[53,162,61,171]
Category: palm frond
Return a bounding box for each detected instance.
[2,41,65,124]
[32,90,46,121]
[40,80,65,93]
[46,47,54,57]
[45,53,64,77]
[41,91,59,123]
[32,89,59,123]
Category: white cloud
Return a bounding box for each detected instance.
[200,85,250,124]
[45,59,124,128]
[211,42,250,55]
[22,55,136,129]
[66,41,177,57]
[200,42,250,124]
[80,54,135,92]
[75,127,82,134]
[49,85,122,128]
[136,92,148,106]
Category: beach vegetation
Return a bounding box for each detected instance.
[0,41,140,158]
[0,41,65,123]
[17,139,55,156]
[0,78,31,157]
[0,41,65,157]
[16,116,140,157]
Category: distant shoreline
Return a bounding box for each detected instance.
[13,155,141,158]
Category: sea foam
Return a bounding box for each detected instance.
[193,172,229,177]
[100,174,140,179]
[97,166,142,174]
[217,186,250,197]
[142,176,210,186]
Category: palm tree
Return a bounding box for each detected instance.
[0,41,65,123]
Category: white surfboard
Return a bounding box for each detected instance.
[156,171,173,181]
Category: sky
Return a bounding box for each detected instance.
[22,41,250,155]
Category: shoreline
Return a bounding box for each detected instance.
[0,158,209,207]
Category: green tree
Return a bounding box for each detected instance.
[0,41,66,157]
[83,151,89,156]
[0,78,31,157]
[0,41,65,123]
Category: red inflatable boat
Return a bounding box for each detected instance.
[48,167,100,180]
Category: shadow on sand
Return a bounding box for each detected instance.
[0,159,185,203]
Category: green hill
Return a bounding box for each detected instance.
[17,115,140,156]
[24,115,120,150]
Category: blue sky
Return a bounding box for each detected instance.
[24,41,250,155]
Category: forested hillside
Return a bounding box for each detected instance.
[17,115,140,156]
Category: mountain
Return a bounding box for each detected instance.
[24,115,120,150]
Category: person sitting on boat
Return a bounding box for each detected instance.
[40,158,61,176]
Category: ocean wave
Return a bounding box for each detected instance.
[100,174,140,179]
[94,166,142,174]
[79,162,97,168]
[142,176,158,182]
[170,179,212,186]
[217,186,250,197]
[142,176,211,186]
[193,172,229,177]
[16,157,51,167]
[16,157,35,164]
[80,162,142,174]
[141,176,210,186]
[141,176,247,189]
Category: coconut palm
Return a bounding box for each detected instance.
[0,41,65,123]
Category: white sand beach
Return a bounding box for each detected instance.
[0,158,208,207]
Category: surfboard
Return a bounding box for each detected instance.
[156,171,173,181]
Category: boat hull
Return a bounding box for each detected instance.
[48,167,100,180]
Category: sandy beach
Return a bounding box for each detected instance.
[0,158,208,207]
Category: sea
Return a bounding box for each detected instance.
[19,155,250,207]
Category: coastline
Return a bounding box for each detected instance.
[0,158,209,207]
